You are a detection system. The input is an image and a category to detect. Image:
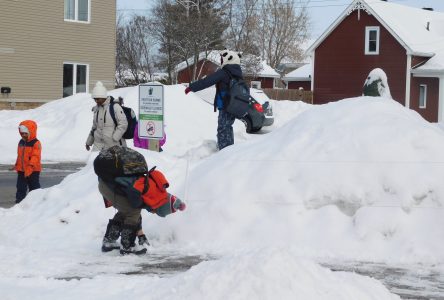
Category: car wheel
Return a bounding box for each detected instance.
[242,117,262,133]
[241,117,253,133]
[250,126,262,133]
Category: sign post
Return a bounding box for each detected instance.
[138,84,164,151]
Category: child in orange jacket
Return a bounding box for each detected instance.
[11,120,42,203]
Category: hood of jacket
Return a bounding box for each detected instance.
[223,64,243,78]
[97,96,120,108]
[19,120,37,141]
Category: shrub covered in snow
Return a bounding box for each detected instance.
[363,68,392,99]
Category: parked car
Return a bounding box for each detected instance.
[195,87,274,133]
[250,88,274,130]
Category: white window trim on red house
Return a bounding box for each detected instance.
[310,53,315,92]
[440,77,444,121]
[412,73,444,121]
[251,81,261,89]
[365,26,380,55]
[405,55,412,109]
[419,84,427,109]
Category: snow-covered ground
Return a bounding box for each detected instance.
[1,84,443,299]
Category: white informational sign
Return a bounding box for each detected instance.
[138,84,164,139]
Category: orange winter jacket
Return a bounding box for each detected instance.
[15,120,42,177]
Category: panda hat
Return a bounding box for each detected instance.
[220,50,241,67]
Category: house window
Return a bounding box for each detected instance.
[64,0,90,22]
[419,84,427,108]
[251,81,261,89]
[63,63,89,97]
[365,26,380,55]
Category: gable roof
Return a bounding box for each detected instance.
[307,0,444,59]
[174,51,280,78]
[174,50,220,73]
[282,63,312,81]
[413,48,444,74]
[256,61,280,78]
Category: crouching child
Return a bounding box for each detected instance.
[94,146,185,255]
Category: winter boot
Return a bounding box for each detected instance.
[101,219,122,252]
[120,224,147,255]
[138,234,150,247]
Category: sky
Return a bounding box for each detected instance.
[1,83,444,299]
[116,0,444,39]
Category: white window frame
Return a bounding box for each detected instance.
[63,62,90,96]
[64,0,91,23]
[273,78,279,89]
[419,84,427,109]
[365,26,380,55]
[251,81,261,89]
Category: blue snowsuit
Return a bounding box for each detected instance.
[188,64,243,150]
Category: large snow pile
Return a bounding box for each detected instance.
[1,84,443,299]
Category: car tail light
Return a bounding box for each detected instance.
[253,102,263,113]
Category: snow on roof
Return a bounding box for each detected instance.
[174,50,221,73]
[367,0,444,56]
[256,60,280,78]
[175,51,280,78]
[307,0,444,72]
[116,70,167,83]
[283,63,312,81]
[413,48,444,74]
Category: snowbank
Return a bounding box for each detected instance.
[1,84,443,299]
[169,97,444,260]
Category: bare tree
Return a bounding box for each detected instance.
[257,0,309,69]
[116,13,126,86]
[151,1,182,84]
[116,14,157,86]
[221,0,264,77]
[223,0,260,56]
[152,0,227,82]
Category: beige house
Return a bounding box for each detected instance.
[0,0,116,109]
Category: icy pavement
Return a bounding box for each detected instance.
[54,251,210,281]
[323,261,444,300]
[0,163,84,208]
[31,250,444,299]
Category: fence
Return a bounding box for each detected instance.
[262,88,313,104]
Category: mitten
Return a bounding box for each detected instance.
[185,87,191,95]
[24,167,33,178]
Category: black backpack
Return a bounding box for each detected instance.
[109,97,137,139]
[223,69,252,118]
[93,146,148,184]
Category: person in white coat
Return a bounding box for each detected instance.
[85,81,128,151]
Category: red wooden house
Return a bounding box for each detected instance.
[307,0,444,122]
[282,63,312,91]
[175,51,280,89]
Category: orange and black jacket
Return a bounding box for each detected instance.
[14,120,42,177]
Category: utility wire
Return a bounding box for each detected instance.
[117,0,437,11]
